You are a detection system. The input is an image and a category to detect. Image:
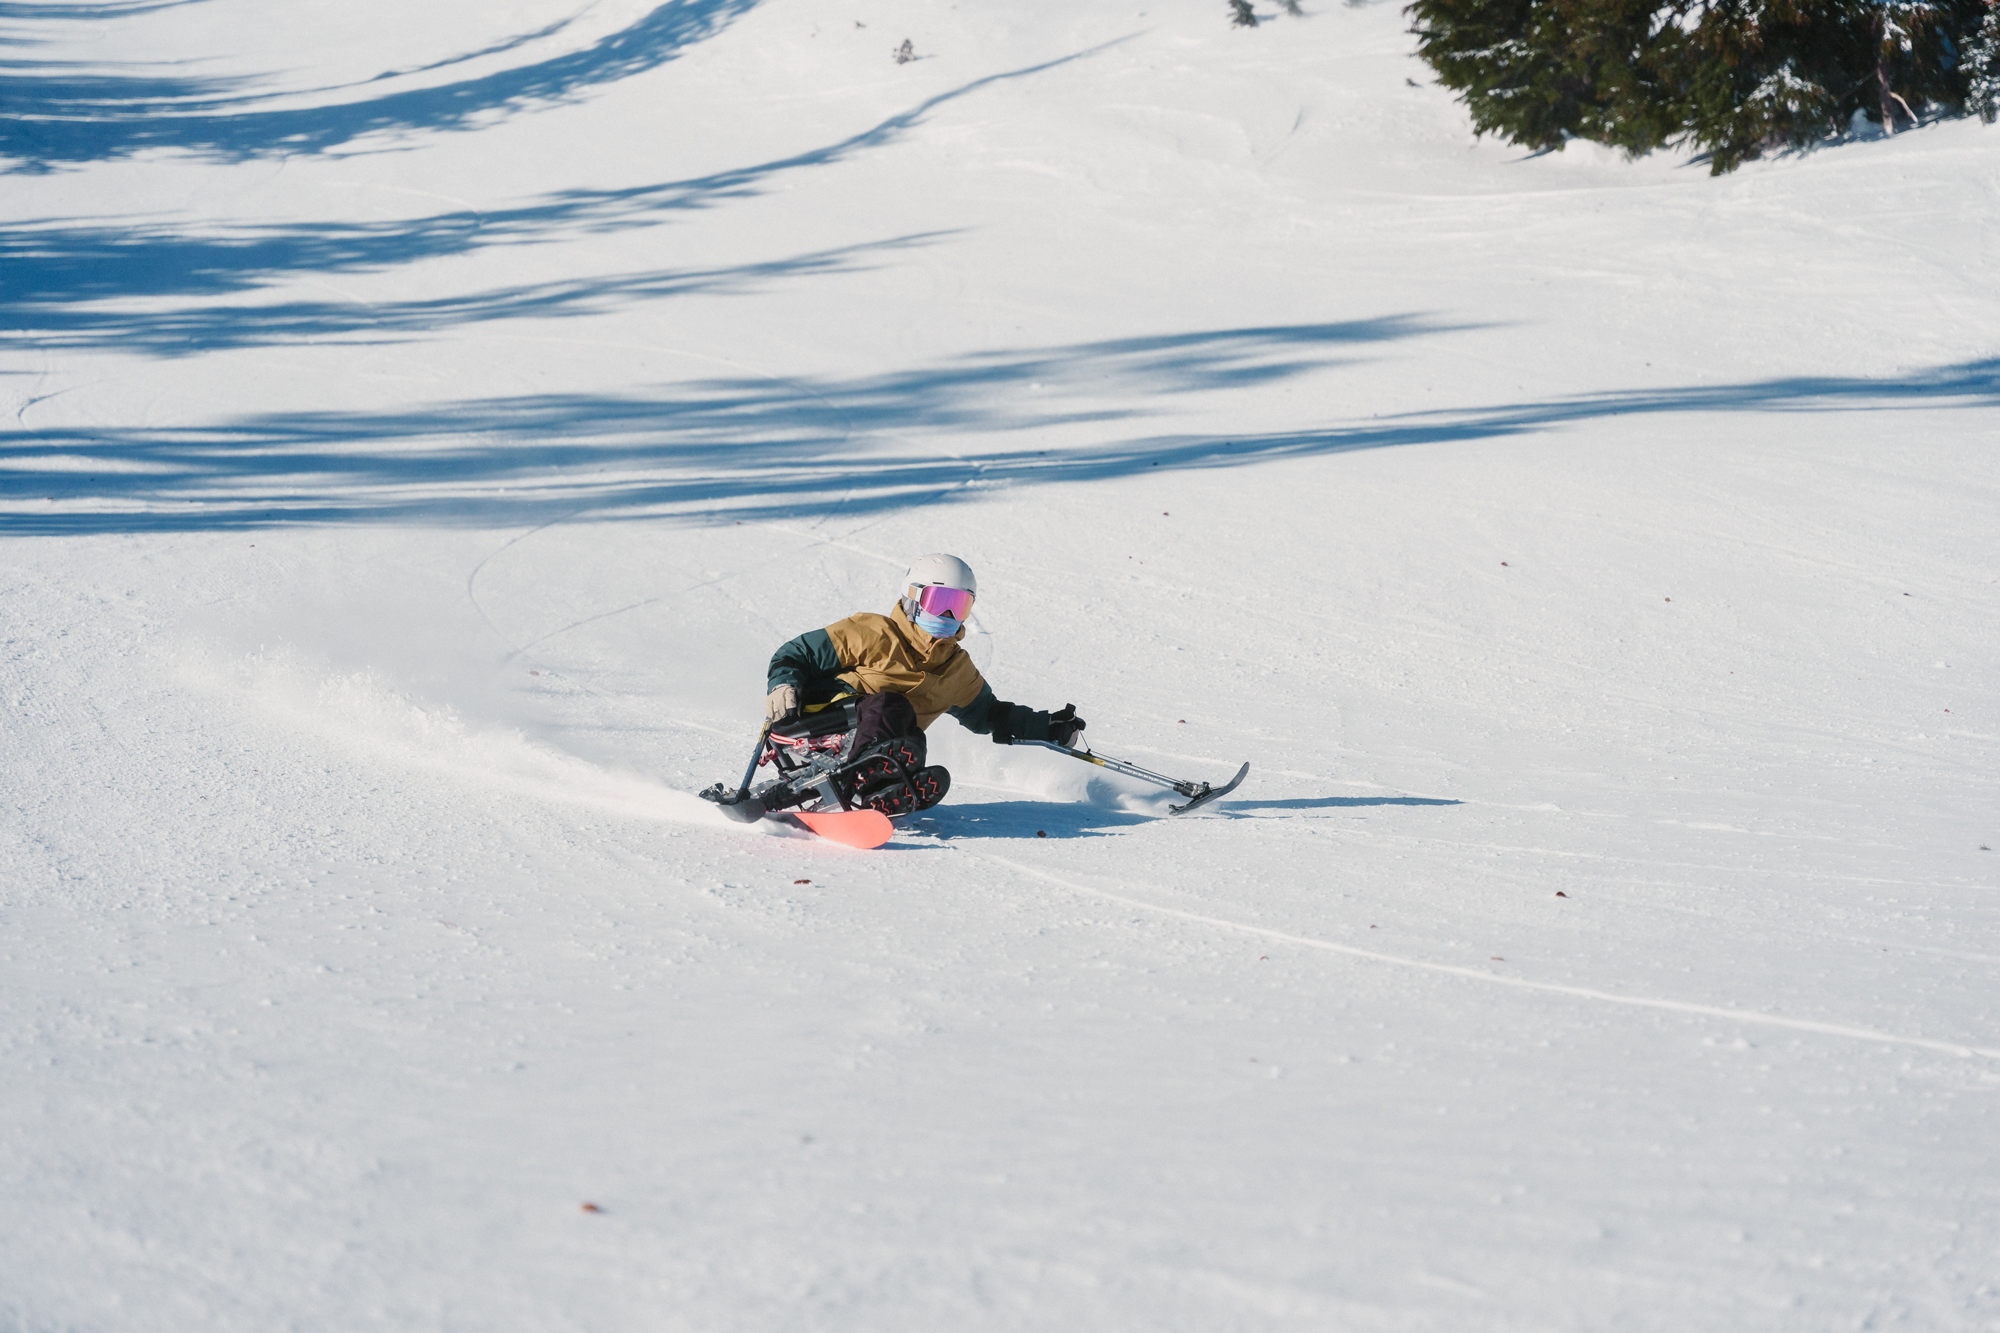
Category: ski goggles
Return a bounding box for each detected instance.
[910,583,975,622]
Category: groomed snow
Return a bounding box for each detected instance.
[3,0,1996,1327]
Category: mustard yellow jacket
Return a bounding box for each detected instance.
[766,602,1060,740]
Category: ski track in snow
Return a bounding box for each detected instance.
[974,854,2000,1061]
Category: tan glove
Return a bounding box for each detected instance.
[764,684,799,724]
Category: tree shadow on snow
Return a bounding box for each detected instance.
[0,225,956,355]
[0,1,205,15]
[0,0,758,169]
[0,47,1113,347]
[3,10,1994,538]
[5,347,1994,535]
[0,315,1458,530]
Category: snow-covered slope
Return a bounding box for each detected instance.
[3,0,1996,1327]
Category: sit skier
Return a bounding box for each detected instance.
[756,553,1085,816]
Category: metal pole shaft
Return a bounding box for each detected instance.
[735,725,770,799]
[1015,740,1195,795]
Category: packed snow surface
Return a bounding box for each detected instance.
[3,0,1997,1327]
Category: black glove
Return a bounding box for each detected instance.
[985,700,1085,746]
[1047,703,1085,748]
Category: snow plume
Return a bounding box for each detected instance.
[178,639,735,830]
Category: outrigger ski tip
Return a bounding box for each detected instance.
[1168,761,1251,815]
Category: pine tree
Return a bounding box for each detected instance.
[1408,0,1995,172]
[1230,0,1261,27]
[1961,0,2000,120]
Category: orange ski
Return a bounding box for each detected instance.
[792,808,894,849]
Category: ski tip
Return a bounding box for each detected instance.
[700,785,768,823]
[794,808,895,849]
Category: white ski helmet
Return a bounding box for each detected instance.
[903,553,976,598]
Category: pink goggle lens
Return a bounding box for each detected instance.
[913,584,975,621]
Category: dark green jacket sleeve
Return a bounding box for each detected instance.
[947,681,1057,743]
[767,627,845,697]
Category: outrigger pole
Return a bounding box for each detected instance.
[703,724,774,822]
[1010,740,1248,815]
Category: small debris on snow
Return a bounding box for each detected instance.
[793,879,810,884]
[1555,891,1568,897]
[1179,719,1187,723]
[1490,956,1504,961]
[530,670,540,676]
[1500,561,1508,566]
[580,1202,603,1214]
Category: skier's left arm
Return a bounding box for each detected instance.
[947,681,1086,747]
